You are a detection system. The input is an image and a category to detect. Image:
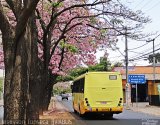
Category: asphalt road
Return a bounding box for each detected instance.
[0,106,3,119]
[57,96,160,125]
[0,97,160,125]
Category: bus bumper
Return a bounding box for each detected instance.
[85,107,123,114]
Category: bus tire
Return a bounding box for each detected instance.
[104,113,113,119]
[74,108,77,113]
[79,105,84,117]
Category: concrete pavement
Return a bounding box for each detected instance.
[125,102,160,117]
[40,96,75,121]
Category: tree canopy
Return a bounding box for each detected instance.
[0,0,151,74]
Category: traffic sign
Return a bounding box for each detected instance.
[128,74,146,84]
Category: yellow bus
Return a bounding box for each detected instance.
[71,72,123,117]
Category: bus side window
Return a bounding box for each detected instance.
[71,85,73,90]
[73,81,79,93]
[71,85,73,93]
[79,78,84,93]
[72,82,76,93]
[73,78,85,93]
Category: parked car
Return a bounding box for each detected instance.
[61,94,69,100]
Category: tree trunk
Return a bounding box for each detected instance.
[26,13,40,121]
[3,32,29,123]
[39,71,49,112]
[39,30,51,113]
[1,1,41,124]
[3,14,40,124]
[39,72,58,112]
[38,60,45,115]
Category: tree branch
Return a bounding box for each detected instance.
[53,1,109,20]
[36,9,46,31]
[5,0,15,12]
[49,19,80,61]
[5,0,19,19]
[58,39,65,70]
[14,0,40,43]
[13,0,40,66]
[0,1,12,35]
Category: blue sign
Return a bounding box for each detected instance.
[128,75,146,84]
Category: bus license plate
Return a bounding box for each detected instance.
[101,101,107,104]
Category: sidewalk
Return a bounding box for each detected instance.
[125,102,160,117]
[0,100,3,107]
[40,97,75,120]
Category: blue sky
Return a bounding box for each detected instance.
[97,0,160,66]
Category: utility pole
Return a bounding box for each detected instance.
[153,39,155,85]
[125,27,130,109]
[147,38,156,104]
[125,27,128,86]
[146,39,155,83]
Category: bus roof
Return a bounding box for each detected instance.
[73,71,120,81]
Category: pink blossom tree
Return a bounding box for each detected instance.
[0,0,150,122]
[36,0,115,110]
[35,0,150,111]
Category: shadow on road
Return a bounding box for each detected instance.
[80,113,117,120]
[69,112,156,125]
[70,111,118,120]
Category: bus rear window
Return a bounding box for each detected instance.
[109,75,117,80]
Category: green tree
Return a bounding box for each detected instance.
[56,75,74,82]
[113,62,124,67]
[69,67,89,78]
[89,57,111,71]
[148,53,160,63]
[56,56,112,83]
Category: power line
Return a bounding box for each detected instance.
[154,33,160,39]
[128,50,144,54]
[128,42,149,50]
[128,34,160,59]
[146,1,160,12]
[129,51,151,61]
[129,47,160,61]
[117,48,125,57]
[139,0,152,10]
[129,42,160,59]
[134,0,145,9]
[108,55,122,59]
[109,42,125,57]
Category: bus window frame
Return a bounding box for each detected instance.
[109,75,117,80]
[72,78,85,93]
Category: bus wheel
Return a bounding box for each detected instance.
[79,112,84,117]
[79,105,84,117]
[74,108,77,113]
